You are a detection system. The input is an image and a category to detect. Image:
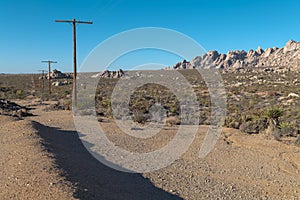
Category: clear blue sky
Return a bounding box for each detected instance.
[1,0,300,73]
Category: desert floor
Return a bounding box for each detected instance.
[0,100,299,200]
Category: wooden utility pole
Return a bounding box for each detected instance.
[42,60,57,95]
[55,18,93,105]
[38,70,46,97]
[32,74,38,89]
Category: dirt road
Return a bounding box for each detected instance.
[0,102,299,199]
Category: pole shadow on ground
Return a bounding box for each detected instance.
[32,121,182,200]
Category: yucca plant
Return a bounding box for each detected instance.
[265,107,283,127]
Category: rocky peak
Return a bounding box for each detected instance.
[256,46,264,55]
[207,50,219,61]
[286,39,296,46]
[173,59,193,70]
[247,49,258,58]
[226,50,247,60]
[283,39,300,53]
[262,48,274,58]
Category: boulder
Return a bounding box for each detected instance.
[52,81,64,86]
[288,93,299,98]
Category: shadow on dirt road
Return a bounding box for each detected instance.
[33,121,182,200]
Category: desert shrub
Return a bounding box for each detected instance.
[279,122,291,129]
[169,106,178,115]
[241,114,256,122]
[198,109,210,125]
[225,116,240,129]
[130,100,148,114]
[278,122,297,137]
[264,107,283,125]
[64,100,72,110]
[102,99,111,107]
[265,107,283,118]
[239,118,268,134]
[132,111,148,124]
[76,97,95,111]
[64,90,70,95]
[105,105,112,117]
[165,116,180,126]
[95,98,112,117]
[10,89,26,99]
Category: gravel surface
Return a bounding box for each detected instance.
[0,115,75,199]
[1,101,299,199]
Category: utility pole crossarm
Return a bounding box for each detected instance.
[55,19,93,24]
[42,61,57,63]
[77,21,93,24]
[55,20,73,23]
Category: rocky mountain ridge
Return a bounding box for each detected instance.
[171,40,300,72]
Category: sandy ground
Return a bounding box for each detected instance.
[0,115,75,200]
[0,101,299,199]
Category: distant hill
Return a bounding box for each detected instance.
[171,40,300,72]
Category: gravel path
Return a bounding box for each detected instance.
[1,101,299,199]
[0,115,75,199]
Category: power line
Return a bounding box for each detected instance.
[55,18,93,106]
[41,60,57,96]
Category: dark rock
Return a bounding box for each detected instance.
[0,99,32,118]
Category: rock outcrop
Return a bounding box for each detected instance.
[172,40,300,72]
[92,69,125,79]
[39,69,72,79]
[52,80,72,87]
